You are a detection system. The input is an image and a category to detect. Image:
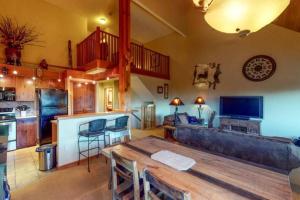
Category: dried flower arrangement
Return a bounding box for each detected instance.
[0,16,41,65]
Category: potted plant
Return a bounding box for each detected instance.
[16,105,30,117]
[0,16,40,66]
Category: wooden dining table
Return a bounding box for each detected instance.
[101,136,293,200]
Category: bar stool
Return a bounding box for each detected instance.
[106,116,129,145]
[78,119,107,172]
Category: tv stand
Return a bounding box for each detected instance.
[220,118,261,136]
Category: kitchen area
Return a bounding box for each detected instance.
[0,64,126,198]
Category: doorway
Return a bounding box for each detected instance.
[104,87,113,111]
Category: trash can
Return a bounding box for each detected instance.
[36,144,57,171]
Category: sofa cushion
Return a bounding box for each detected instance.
[178,114,189,125]
[174,126,300,172]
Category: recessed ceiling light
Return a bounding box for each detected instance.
[99,18,107,25]
[13,70,18,75]
[27,80,33,85]
[58,79,61,82]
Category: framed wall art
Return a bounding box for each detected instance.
[164,83,169,99]
[157,86,163,94]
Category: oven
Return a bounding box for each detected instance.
[0,120,16,151]
[0,108,16,151]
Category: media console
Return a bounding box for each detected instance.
[220,118,261,136]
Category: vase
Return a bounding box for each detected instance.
[5,47,22,66]
[20,111,27,118]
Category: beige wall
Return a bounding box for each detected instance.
[130,75,170,126]
[0,0,87,67]
[146,7,300,138]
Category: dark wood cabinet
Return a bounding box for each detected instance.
[73,83,95,114]
[17,118,37,149]
[36,79,65,90]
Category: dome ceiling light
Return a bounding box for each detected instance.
[193,0,290,35]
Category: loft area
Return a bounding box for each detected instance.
[77,27,170,80]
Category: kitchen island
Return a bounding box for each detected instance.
[55,111,131,167]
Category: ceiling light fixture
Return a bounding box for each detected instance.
[98,18,107,25]
[58,79,61,82]
[13,70,18,75]
[193,0,290,35]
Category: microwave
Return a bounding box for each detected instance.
[0,88,16,101]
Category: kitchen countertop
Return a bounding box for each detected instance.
[16,115,37,120]
[55,110,132,120]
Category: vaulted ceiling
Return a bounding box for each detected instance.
[42,0,300,43]
[43,0,189,43]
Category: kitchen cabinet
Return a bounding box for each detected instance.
[36,79,65,90]
[73,83,95,114]
[17,118,37,149]
[0,76,15,88]
[16,77,35,101]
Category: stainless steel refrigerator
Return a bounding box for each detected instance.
[38,89,68,145]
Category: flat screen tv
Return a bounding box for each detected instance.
[220,96,263,119]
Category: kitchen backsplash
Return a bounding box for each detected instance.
[0,102,36,116]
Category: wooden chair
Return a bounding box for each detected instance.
[143,169,191,200]
[111,151,141,200]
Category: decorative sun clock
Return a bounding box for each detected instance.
[243,55,276,82]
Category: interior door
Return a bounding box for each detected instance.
[104,87,113,111]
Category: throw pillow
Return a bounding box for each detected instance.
[178,114,189,125]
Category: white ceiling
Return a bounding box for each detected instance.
[43,0,188,43]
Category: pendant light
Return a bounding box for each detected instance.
[194,0,290,35]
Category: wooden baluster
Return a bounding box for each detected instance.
[95,27,101,60]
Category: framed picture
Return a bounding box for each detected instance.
[157,86,163,94]
[164,83,169,99]
[193,63,221,90]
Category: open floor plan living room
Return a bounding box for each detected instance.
[0,0,299,199]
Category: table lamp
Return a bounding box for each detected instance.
[169,97,184,126]
[194,96,205,119]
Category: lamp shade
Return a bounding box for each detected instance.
[194,96,205,105]
[169,97,184,106]
[203,0,290,34]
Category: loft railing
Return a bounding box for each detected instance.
[77,27,119,67]
[77,27,170,80]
